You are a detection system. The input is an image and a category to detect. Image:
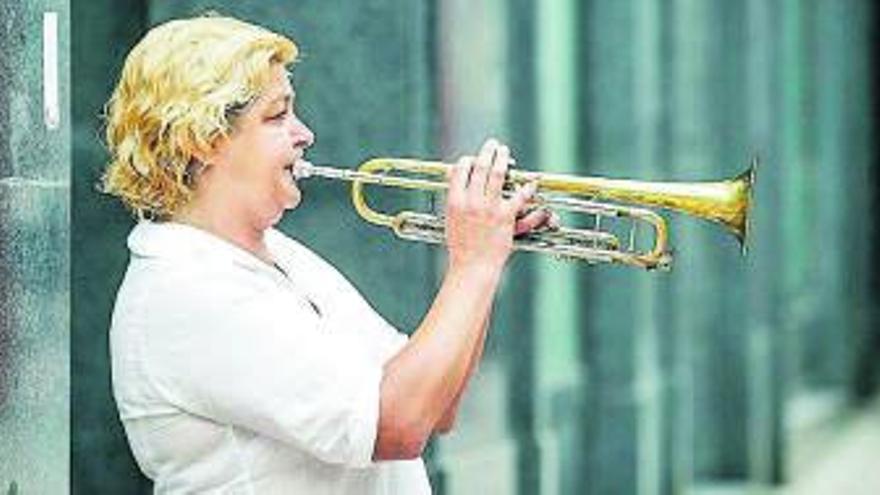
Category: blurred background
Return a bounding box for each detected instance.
[1,0,878,493]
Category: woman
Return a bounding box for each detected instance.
[104,14,548,494]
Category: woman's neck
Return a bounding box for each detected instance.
[172,203,274,265]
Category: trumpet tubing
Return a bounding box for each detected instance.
[295,157,756,270]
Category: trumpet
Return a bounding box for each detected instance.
[294,157,756,270]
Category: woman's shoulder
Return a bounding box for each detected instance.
[114,250,270,334]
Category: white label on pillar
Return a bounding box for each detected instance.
[43,12,59,130]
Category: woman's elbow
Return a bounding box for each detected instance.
[373,417,431,461]
[434,412,457,434]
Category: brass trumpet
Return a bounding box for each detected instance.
[294,158,756,270]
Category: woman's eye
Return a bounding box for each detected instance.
[270,110,287,121]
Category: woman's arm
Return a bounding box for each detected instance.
[432,205,554,435]
[434,314,489,434]
[372,139,536,460]
[374,261,501,459]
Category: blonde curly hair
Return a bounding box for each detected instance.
[102,15,298,219]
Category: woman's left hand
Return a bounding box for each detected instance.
[514,207,559,236]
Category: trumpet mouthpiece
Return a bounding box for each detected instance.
[292,160,315,180]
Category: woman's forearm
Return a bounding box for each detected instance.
[434,312,489,433]
[373,262,500,460]
[373,139,535,461]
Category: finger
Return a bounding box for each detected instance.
[548,211,561,230]
[448,156,473,204]
[485,144,510,199]
[446,155,473,182]
[468,138,497,198]
[514,208,551,235]
[506,180,538,214]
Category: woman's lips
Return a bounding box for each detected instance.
[283,162,297,182]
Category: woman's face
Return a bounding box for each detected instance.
[207,64,314,227]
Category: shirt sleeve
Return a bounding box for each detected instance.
[147,281,382,469]
[348,302,409,363]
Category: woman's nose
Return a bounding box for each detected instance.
[290,115,315,148]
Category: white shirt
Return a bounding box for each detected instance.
[110,221,431,494]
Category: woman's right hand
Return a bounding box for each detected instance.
[444,138,537,273]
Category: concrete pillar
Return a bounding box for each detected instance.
[0,1,70,493]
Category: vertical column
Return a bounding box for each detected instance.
[534,0,583,494]
[705,0,753,480]
[852,0,880,403]
[869,0,880,402]
[745,0,785,485]
[784,0,860,422]
[809,0,848,390]
[838,0,874,403]
[632,1,665,493]
[71,0,151,492]
[779,0,834,479]
[788,0,827,394]
[574,0,661,493]
[668,0,751,489]
[668,0,705,490]
[779,0,810,401]
[777,0,876,483]
[785,0,837,413]
[504,1,541,493]
[432,0,529,493]
[0,1,70,493]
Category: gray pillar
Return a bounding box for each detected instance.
[847,0,879,403]
[668,0,711,489]
[744,0,785,484]
[575,1,662,492]
[631,1,666,493]
[533,0,587,494]
[808,0,850,390]
[667,0,762,488]
[835,0,873,403]
[0,1,70,493]
[504,0,542,493]
[431,0,534,493]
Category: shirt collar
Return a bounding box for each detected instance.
[127,221,280,272]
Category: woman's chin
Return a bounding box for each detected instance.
[261,194,300,228]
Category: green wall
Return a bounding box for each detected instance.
[67,1,879,494]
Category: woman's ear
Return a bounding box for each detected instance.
[189,131,231,170]
[183,158,207,187]
[189,140,218,169]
